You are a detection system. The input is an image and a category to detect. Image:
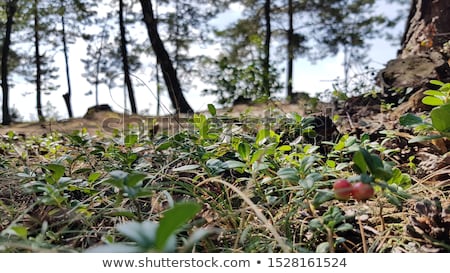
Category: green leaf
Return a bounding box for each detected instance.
[441,83,450,92]
[277,168,299,183]
[124,172,147,187]
[88,172,102,183]
[423,90,445,97]
[431,104,450,132]
[429,79,444,86]
[255,129,270,145]
[399,113,424,126]
[316,242,330,253]
[156,141,172,151]
[252,161,268,171]
[308,218,323,231]
[409,134,443,143]
[109,170,128,180]
[385,193,403,210]
[45,164,66,183]
[237,142,251,161]
[3,226,28,239]
[222,160,246,169]
[312,189,335,208]
[277,145,292,152]
[124,134,138,147]
[422,96,444,106]
[335,223,353,232]
[250,149,266,164]
[172,164,200,172]
[300,173,322,190]
[117,221,159,250]
[110,211,138,219]
[326,159,336,168]
[352,150,368,174]
[156,202,201,251]
[207,104,216,116]
[387,168,411,188]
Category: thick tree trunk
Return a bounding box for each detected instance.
[61,9,73,118]
[378,0,450,111]
[120,0,137,114]
[139,0,193,114]
[34,0,44,121]
[1,0,18,125]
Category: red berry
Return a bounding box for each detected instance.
[333,179,353,200]
[351,182,374,201]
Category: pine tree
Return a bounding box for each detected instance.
[139,0,193,113]
[1,0,19,125]
[58,0,96,118]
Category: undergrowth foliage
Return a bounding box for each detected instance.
[0,104,449,253]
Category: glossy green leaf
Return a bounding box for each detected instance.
[335,223,353,232]
[277,168,299,182]
[207,104,216,116]
[222,160,246,169]
[237,142,251,161]
[277,145,292,152]
[429,79,444,86]
[312,189,335,208]
[387,168,411,188]
[117,221,158,248]
[45,164,66,183]
[399,113,423,126]
[431,104,450,132]
[423,90,445,97]
[352,150,368,174]
[316,242,330,253]
[422,96,444,106]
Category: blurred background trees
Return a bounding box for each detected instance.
[1,0,413,124]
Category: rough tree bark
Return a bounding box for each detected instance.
[379,0,450,111]
[139,0,193,114]
[1,0,18,125]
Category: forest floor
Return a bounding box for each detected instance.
[0,94,450,252]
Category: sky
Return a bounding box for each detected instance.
[3,1,407,122]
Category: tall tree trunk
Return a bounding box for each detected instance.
[34,0,44,121]
[61,5,73,118]
[263,0,271,97]
[139,0,193,114]
[119,0,137,114]
[286,0,294,102]
[1,0,18,125]
[379,0,450,111]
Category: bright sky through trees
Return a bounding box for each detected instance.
[4,2,405,121]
